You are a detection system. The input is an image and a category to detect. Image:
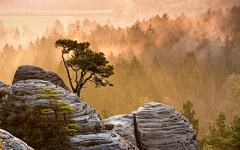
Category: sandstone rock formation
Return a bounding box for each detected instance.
[65,130,137,150]
[12,65,70,91]
[104,103,200,150]
[0,65,200,150]
[1,79,137,150]
[0,129,34,150]
[6,79,101,133]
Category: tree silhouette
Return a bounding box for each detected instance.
[55,39,114,97]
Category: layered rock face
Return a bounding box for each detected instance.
[0,129,34,150]
[12,65,70,91]
[135,103,200,150]
[66,130,136,150]
[6,79,101,132]
[104,103,200,150]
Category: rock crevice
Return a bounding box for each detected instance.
[133,112,142,150]
[104,103,200,150]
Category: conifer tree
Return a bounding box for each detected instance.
[13,27,20,41]
[55,39,114,97]
[181,100,199,138]
[0,20,7,41]
[38,87,80,143]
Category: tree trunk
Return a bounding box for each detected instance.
[77,90,80,98]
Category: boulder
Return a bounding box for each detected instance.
[12,65,70,91]
[0,128,34,150]
[136,103,200,150]
[104,103,200,150]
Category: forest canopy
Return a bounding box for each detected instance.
[0,5,240,148]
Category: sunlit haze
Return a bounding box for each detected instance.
[1,0,240,147]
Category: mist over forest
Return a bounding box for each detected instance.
[0,0,240,149]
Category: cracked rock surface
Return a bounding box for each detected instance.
[104,103,200,150]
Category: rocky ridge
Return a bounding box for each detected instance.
[0,65,200,150]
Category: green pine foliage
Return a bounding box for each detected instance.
[100,108,113,120]
[55,39,114,97]
[38,87,80,139]
[181,100,200,138]
[230,115,240,149]
[199,111,240,150]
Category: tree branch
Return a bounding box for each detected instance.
[79,72,95,90]
[89,79,98,84]
[75,70,79,90]
[62,53,75,91]
[76,70,86,92]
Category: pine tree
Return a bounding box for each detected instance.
[37,87,80,142]
[55,39,114,97]
[0,20,7,41]
[13,27,20,41]
[230,115,240,149]
[222,35,234,74]
[53,20,65,36]
[181,100,199,138]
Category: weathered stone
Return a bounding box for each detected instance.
[135,103,200,150]
[1,79,138,149]
[103,114,137,146]
[5,79,101,133]
[12,65,71,91]
[65,130,139,150]
[0,128,34,150]
[103,103,200,150]
[0,80,10,91]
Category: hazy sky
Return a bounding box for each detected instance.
[0,0,119,10]
[113,0,240,24]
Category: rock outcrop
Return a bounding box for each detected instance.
[0,65,200,150]
[1,79,137,149]
[0,129,34,150]
[104,103,200,150]
[135,103,200,150]
[0,80,10,91]
[12,65,70,91]
[6,79,101,133]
